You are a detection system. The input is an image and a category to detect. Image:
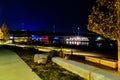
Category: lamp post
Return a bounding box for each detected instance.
[53,25,55,33]
[77,27,80,36]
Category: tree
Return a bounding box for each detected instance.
[87,0,120,72]
[0,28,3,39]
[1,23,9,41]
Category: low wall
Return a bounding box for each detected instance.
[100,59,117,69]
[85,56,100,63]
[85,56,118,69]
[52,57,120,80]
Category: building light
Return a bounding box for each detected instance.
[65,36,89,46]
[96,36,104,41]
[9,36,13,39]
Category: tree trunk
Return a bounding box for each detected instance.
[117,0,120,72]
[118,39,120,72]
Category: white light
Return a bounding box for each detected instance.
[96,36,104,41]
[9,36,13,39]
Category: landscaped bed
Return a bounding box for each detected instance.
[3,45,84,80]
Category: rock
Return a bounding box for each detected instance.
[37,58,47,64]
[34,54,49,64]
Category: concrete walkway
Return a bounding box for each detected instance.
[0,47,41,80]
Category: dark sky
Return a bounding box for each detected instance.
[0,0,95,33]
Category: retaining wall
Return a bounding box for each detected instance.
[52,57,120,80]
[85,56,118,69]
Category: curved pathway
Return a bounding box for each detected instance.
[0,47,41,80]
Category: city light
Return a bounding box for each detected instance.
[96,36,104,41]
[65,36,89,46]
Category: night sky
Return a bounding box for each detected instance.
[0,0,95,33]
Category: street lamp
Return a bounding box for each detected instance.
[77,27,80,36]
[53,25,55,33]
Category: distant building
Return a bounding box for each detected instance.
[8,30,116,48]
[32,35,49,43]
[65,36,89,46]
[9,30,32,43]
